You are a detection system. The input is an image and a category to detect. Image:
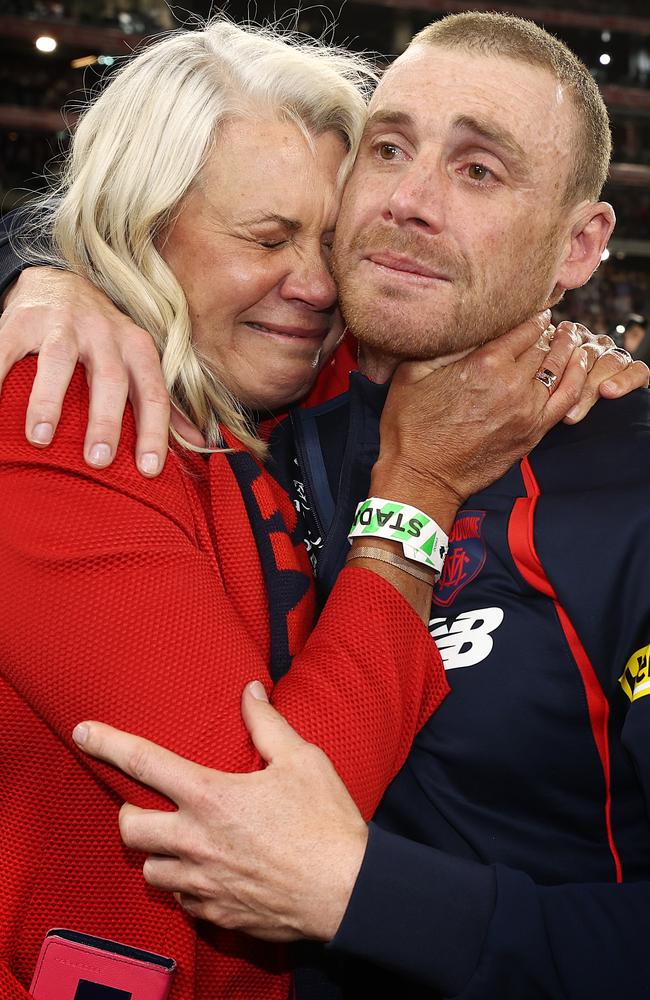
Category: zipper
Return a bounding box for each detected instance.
[289,408,327,564]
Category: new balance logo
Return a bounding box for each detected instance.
[430,607,504,670]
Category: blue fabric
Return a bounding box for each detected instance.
[284,380,650,1000]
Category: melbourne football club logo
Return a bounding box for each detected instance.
[432,510,487,607]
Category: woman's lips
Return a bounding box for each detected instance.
[366,251,451,282]
[244,321,329,340]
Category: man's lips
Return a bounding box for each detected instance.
[244,321,329,340]
[366,251,451,282]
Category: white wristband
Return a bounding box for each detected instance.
[348,498,448,578]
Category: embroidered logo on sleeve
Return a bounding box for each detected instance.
[619,645,650,702]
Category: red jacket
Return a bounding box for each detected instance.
[0,359,447,999]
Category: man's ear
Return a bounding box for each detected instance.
[554,201,616,294]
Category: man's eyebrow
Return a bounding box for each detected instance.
[363,109,415,133]
[453,114,527,167]
[240,213,301,231]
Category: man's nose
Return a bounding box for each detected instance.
[384,161,446,234]
[280,250,338,310]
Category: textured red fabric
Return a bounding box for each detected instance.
[0,359,448,999]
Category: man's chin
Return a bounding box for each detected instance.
[340,297,474,359]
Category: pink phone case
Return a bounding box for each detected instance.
[30,928,176,1000]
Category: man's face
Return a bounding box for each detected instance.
[332,45,577,358]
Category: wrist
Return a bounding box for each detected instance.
[370,460,461,535]
[312,823,369,942]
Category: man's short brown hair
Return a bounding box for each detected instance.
[411,11,611,205]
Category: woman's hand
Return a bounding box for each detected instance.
[371,312,641,527]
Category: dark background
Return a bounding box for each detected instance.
[1,0,649,338]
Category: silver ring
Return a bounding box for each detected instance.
[534,367,558,393]
[609,346,633,364]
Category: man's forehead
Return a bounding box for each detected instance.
[370,44,570,140]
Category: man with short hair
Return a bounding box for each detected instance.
[4,12,650,999]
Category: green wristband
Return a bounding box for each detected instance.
[348,498,448,577]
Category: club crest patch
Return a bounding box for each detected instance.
[432,510,487,607]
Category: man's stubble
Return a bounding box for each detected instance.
[332,218,564,360]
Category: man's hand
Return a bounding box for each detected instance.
[72,682,368,942]
[0,267,195,475]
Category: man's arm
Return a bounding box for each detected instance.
[0,211,28,296]
[73,691,650,1000]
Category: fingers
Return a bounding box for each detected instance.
[520,321,582,385]
[24,338,77,447]
[0,307,38,398]
[0,265,171,476]
[489,309,552,360]
[80,323,170,474]
[125,330,172,476]
[83,357,130,469]
[241,681,311,765]
[72,720,198,805]
[598,356,649,398]
[542,346,589,426]
[170,403,206,449]
[118,802,181,857]
[141,855,188,892]
[564,351,648,424]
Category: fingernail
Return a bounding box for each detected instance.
[565,405,581,422]
[248,680,269,702]
[139,453,159,476]
[72,723,89,747]
[30,422,53,445]
[88,443,112,467]
[601,380,619,395]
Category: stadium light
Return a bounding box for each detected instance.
[35,36,57,53]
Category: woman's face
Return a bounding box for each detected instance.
[159,116,347,412]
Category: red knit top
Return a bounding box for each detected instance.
[0,359,448,999]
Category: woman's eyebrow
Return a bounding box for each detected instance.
[240,213,301,231]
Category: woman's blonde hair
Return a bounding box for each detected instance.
[19,19,377,456]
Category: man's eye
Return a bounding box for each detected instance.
[258,239,287,249]
[377,143,401,161]
[467,163,491,182]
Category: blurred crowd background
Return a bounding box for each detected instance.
[1,0,648,354]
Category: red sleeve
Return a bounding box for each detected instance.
[0,360,447,821]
